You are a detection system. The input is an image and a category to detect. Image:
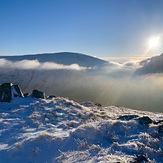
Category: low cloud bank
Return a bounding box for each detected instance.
[0,58,163,112]
[0,59,87,71]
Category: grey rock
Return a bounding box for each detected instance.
[32,89,45,99]
[138,116,153,126]
[0,83,24,102]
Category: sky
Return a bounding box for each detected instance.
[1,0,163,57]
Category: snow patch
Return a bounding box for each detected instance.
[0,96,163,162]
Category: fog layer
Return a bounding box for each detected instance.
[0,58,163,112]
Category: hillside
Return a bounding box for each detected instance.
[135,53,163,74]
[0,52,109,68]
[0,95,163,162]
[0,52,110,108]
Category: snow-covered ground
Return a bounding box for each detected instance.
[0,96,163,163]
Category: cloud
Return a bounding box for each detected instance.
[102,56,148,63]
[0,59,87,71]
[99,59,141,78]
[123,59,141,67]
[0,57,163,112]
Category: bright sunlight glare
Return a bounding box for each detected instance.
[148,36,160,48]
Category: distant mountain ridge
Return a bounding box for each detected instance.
[0,52,110,104]
[0,52,109,68]
[136,53,163,74]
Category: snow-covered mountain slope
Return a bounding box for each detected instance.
[0,97,163,162]
[0,52,109,68]
[135,53,163,74]
[0,52,110,108]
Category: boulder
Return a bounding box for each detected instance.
[32,90,45,99]
[48,95,56,98]
[80,101,101,107]
[153,119,163,125]
[138,116,153,126]
[24,93,30,97]
[0,83,24,102]
[133,155,148,163]
[118,115,139,121]
[0,83,12,102]
[158,124,163,135]
[11,84,24,98]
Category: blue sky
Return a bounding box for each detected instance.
[0,0,163,57]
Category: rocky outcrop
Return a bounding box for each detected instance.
[0,83,24,102]
[32,89,45,99]
[118,115,139,121]
[138,116,153,126]
[80,101,102,107]
[133,155,149,163]
[0,83,48,102]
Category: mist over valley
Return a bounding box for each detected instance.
[1,52,163,112]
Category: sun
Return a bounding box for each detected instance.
[148,36,160,48]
